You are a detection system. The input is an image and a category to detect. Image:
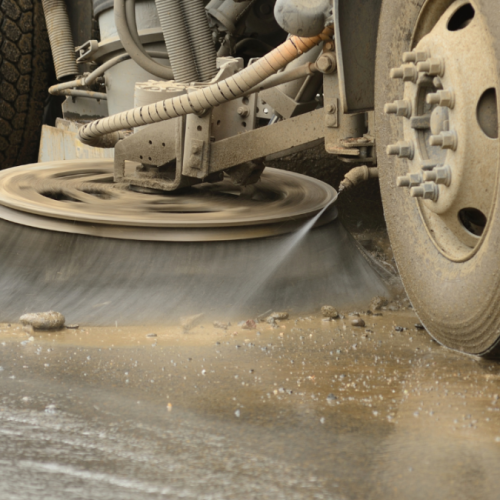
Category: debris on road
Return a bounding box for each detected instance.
[20,311,65,330]
[321,306,339,319]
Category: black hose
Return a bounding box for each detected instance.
[114,0,174,80]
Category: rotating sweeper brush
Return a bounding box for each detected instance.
[0,160,388,325]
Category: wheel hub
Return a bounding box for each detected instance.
[385,0,499,260]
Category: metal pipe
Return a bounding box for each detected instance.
[42,0,78,80]
[155,0,199,83]
[78,26,334,145]
[114,0,173,80]
[339,166,379,192]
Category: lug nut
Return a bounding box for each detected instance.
[384,100,412,118]
[397,172,423,188]
[433,77,444,89]
[417,57,445,77]
[429,130,458,151]
[402,51,430,63]
[426,90,455,108]
[390,65,419,83]
[410,182,439,201]
[423,165,451,186]
[386,141,414,159]
[421,160,438,171]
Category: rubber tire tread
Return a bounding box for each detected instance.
[375,0,500,357]
[0,0,51,169]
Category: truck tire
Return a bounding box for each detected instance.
[0,0,51,169]
[375,0,500,356]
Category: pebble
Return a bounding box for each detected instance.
[370,296,389,311]
[269,312,289,320]
[266,316,277,325]
[235,409,241,418]
[213,321,230,330]
[181,313,204,331]
[415,323,425,330]
[326,394,338,404]
[146,333,157,338]
[394,326,407,332]
[66,324,79,329]
[20,311,65,330]
[351,318,365,327]
[321,306,339,319]
[241,319,256,330]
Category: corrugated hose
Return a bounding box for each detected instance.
[78,26,333,146]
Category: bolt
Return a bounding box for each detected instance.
[386,141,414,159]
[426,89,455,108]
[433,77,444,89]
[417,57,445,77]
[421,160,438,171]
[423,165,452,186]
[384,100,412,118]
[397,172,423,188]
[327,103,337,114]
[410,182,439,201]
[402,51,430,63]
[429,130,458,151]
[316,53,337,74]
[390,65,419,83]
[237,106,249,118]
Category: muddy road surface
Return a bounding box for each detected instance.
[0,309,499,499]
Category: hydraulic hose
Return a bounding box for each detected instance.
[183,0,218,82]
[48,51,170,99]
[78,26,333,146]
[41,0,78,80]
[155,0,199,83]
[114,0,173,80]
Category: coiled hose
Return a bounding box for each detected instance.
[155,0,199,83]
[114,0,173,80]
[78,26,333,146]
[41,0,78,80]
[183,0,218,82]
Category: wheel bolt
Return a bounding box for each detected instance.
[417,57,445,77]
[402,51,430,63]
[426,90,455,108]
[421,160,438,171]
[386,141,414,159]
[390,65,419,83]
[397,172,423,188]
[429,130,457,150]
[410,182,439,201]
[423,165,452,186]
[384,99,412,118]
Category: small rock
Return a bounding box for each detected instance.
[370,296,389,311]
[213,321,230,330]
[66,324,79,329]
[241,319,256,330]
[146,333,157,338]
[235,409,241,418]
[415,323,425,330]
[270,312,289,320]
[20,311,65,331]
[326,394,337,404]
[394,326,407,332]
[321,306,339,319]
[266,316,277,325]
[351,318,365,327]
[322,318,331,323]
[181,313,204,331]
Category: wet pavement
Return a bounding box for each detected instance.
[0,308,499,499]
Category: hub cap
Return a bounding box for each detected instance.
[385,0,499,261]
